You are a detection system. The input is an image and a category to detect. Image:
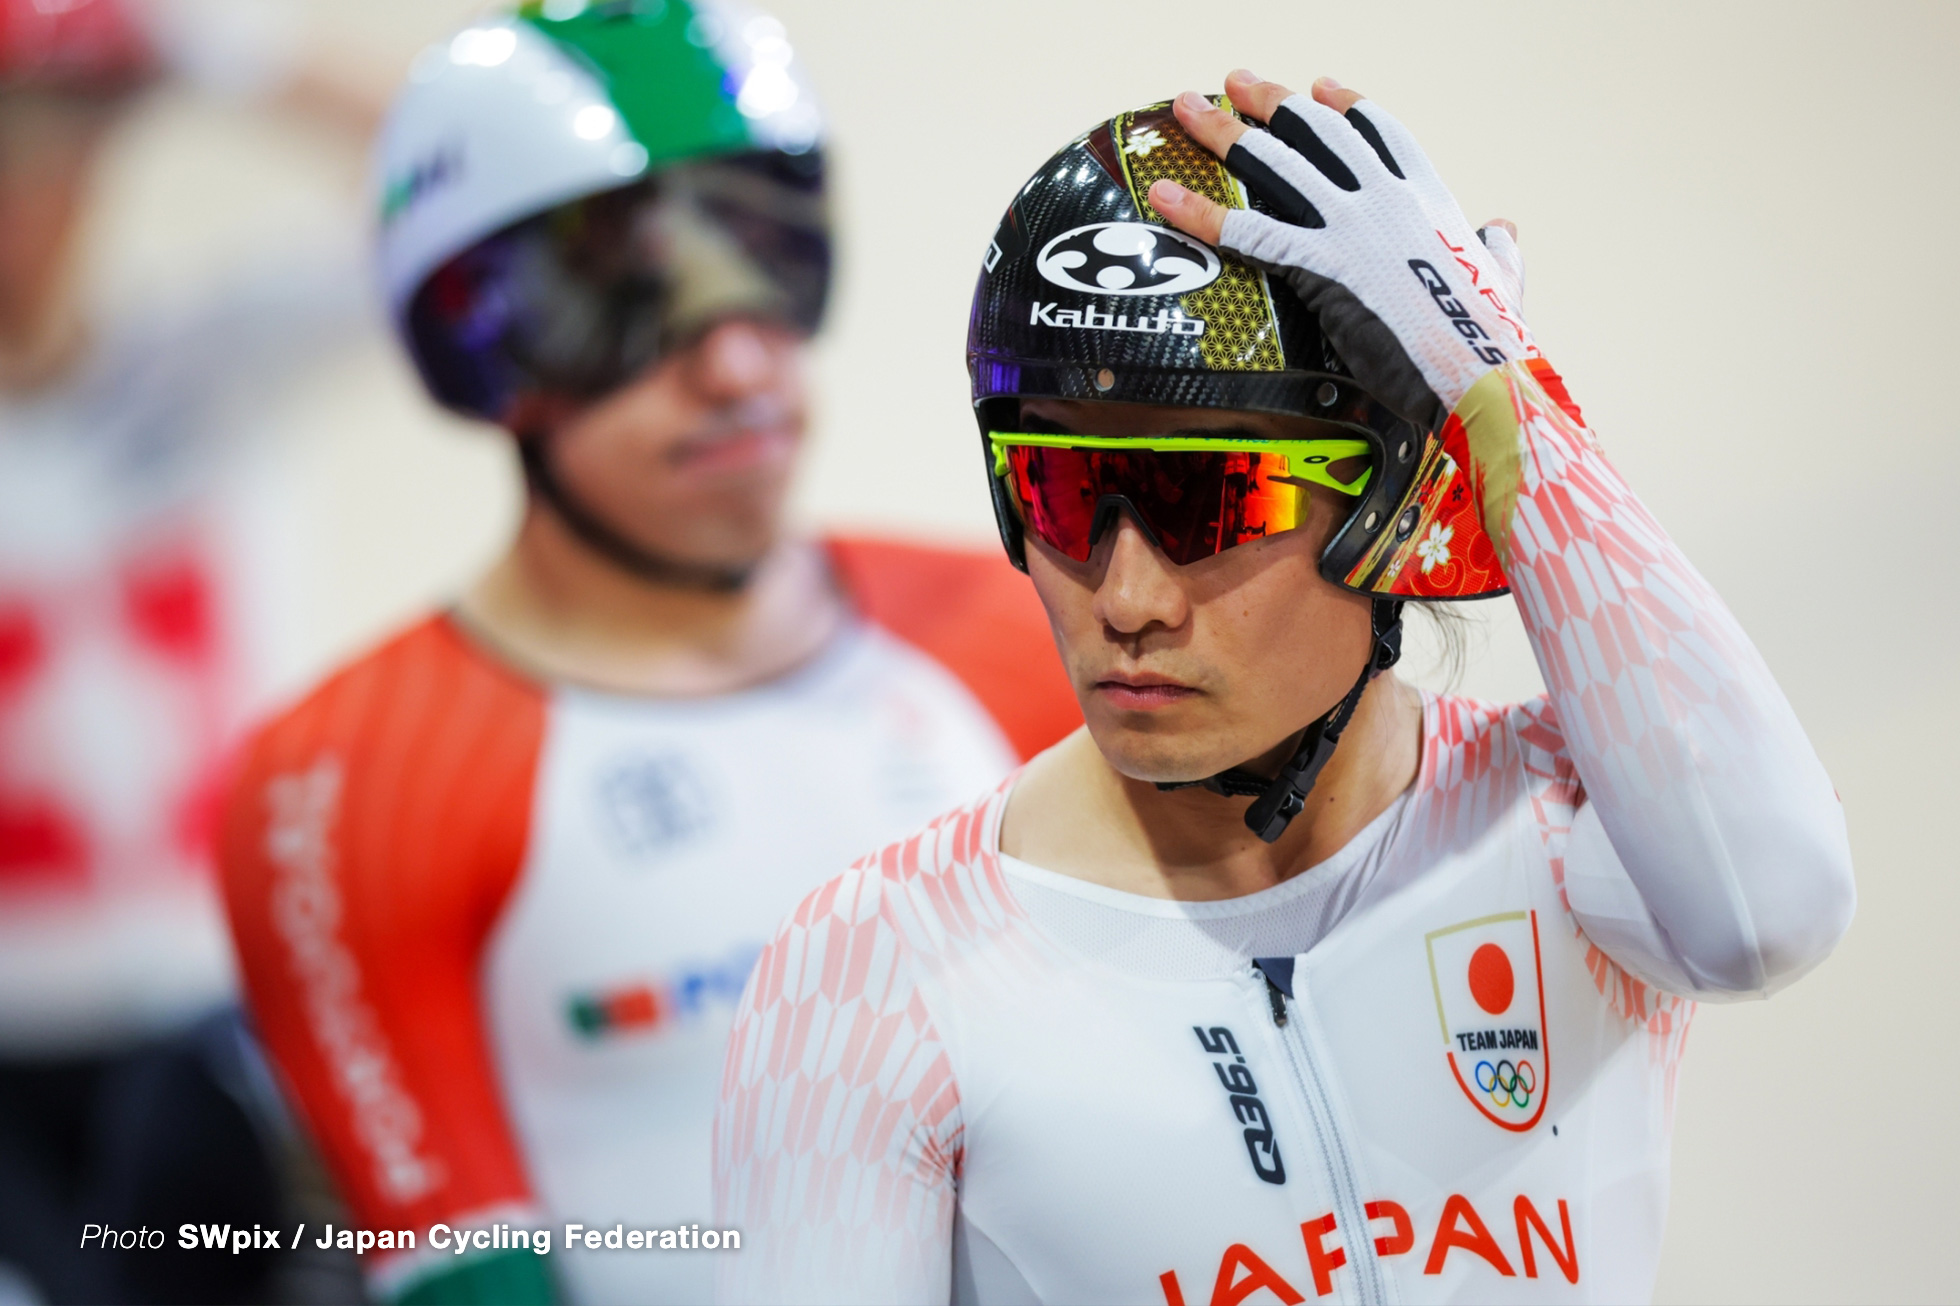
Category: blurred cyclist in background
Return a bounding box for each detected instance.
[0,2,385,1302]
[219,4,1078,1303]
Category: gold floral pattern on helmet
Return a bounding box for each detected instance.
[1109,100,1284,374]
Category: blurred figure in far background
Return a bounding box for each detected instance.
[219,4,1079,1303]
[0,2,386,1301]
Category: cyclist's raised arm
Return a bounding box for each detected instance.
[1457,353,1857,999]
[1154,73,1854,999]
[714,865,961,1304]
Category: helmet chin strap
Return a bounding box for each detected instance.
[519,432,757,594]
[1158,599,1405,844]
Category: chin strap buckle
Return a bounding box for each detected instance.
[1240,673,1361,842]
[1372,605,1404,672]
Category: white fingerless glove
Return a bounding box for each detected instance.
[1218,94,1536,432]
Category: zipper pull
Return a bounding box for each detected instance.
[1265,974,1288,1027]
[1252,958,1292,1027]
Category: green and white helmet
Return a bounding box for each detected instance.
[372,0,829,422]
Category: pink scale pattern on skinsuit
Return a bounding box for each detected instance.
[716,791,1034,1296]
[714,357,1848,1302]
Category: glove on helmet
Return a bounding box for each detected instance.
[968,98,1507,601]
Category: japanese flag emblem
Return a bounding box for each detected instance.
[1425,911,1549,1131]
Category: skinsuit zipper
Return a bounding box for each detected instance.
[1257,963,1388,1305]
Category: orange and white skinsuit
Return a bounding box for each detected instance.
[219,538,1081,1305]
[712,365,1857,1304]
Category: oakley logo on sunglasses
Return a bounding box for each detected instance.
[1036,223,1221,297]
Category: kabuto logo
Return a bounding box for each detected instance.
[1425,911,1550,1131]
[1035,222,1221,296]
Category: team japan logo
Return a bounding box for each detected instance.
[1425,911,1549,1131]
[1034,222,1221,296]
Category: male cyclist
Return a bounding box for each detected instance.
[714,74,1854,1303]
[218,7,1076,1304]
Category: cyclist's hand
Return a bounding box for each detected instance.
[1150,71,1538,433]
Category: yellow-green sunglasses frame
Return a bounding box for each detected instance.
[987,431,1374,497]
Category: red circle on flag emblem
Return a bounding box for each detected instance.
[1468,943,1514,1015]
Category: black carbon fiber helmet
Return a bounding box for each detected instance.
[967,98,1507,602]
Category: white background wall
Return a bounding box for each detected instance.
[85,2,1956,1300]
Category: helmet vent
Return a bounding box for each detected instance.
[1315,382,1339,407]
[1093,368,1116,393]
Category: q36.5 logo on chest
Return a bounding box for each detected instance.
[1425,911,1549,1131]
[1035,222,1221,296]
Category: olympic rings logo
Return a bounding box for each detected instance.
[1475,1058,1536,1110]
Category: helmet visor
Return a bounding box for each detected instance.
[406,149,829,422]
[991,433,1370,566]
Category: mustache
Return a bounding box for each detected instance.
[665,398,801,462]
